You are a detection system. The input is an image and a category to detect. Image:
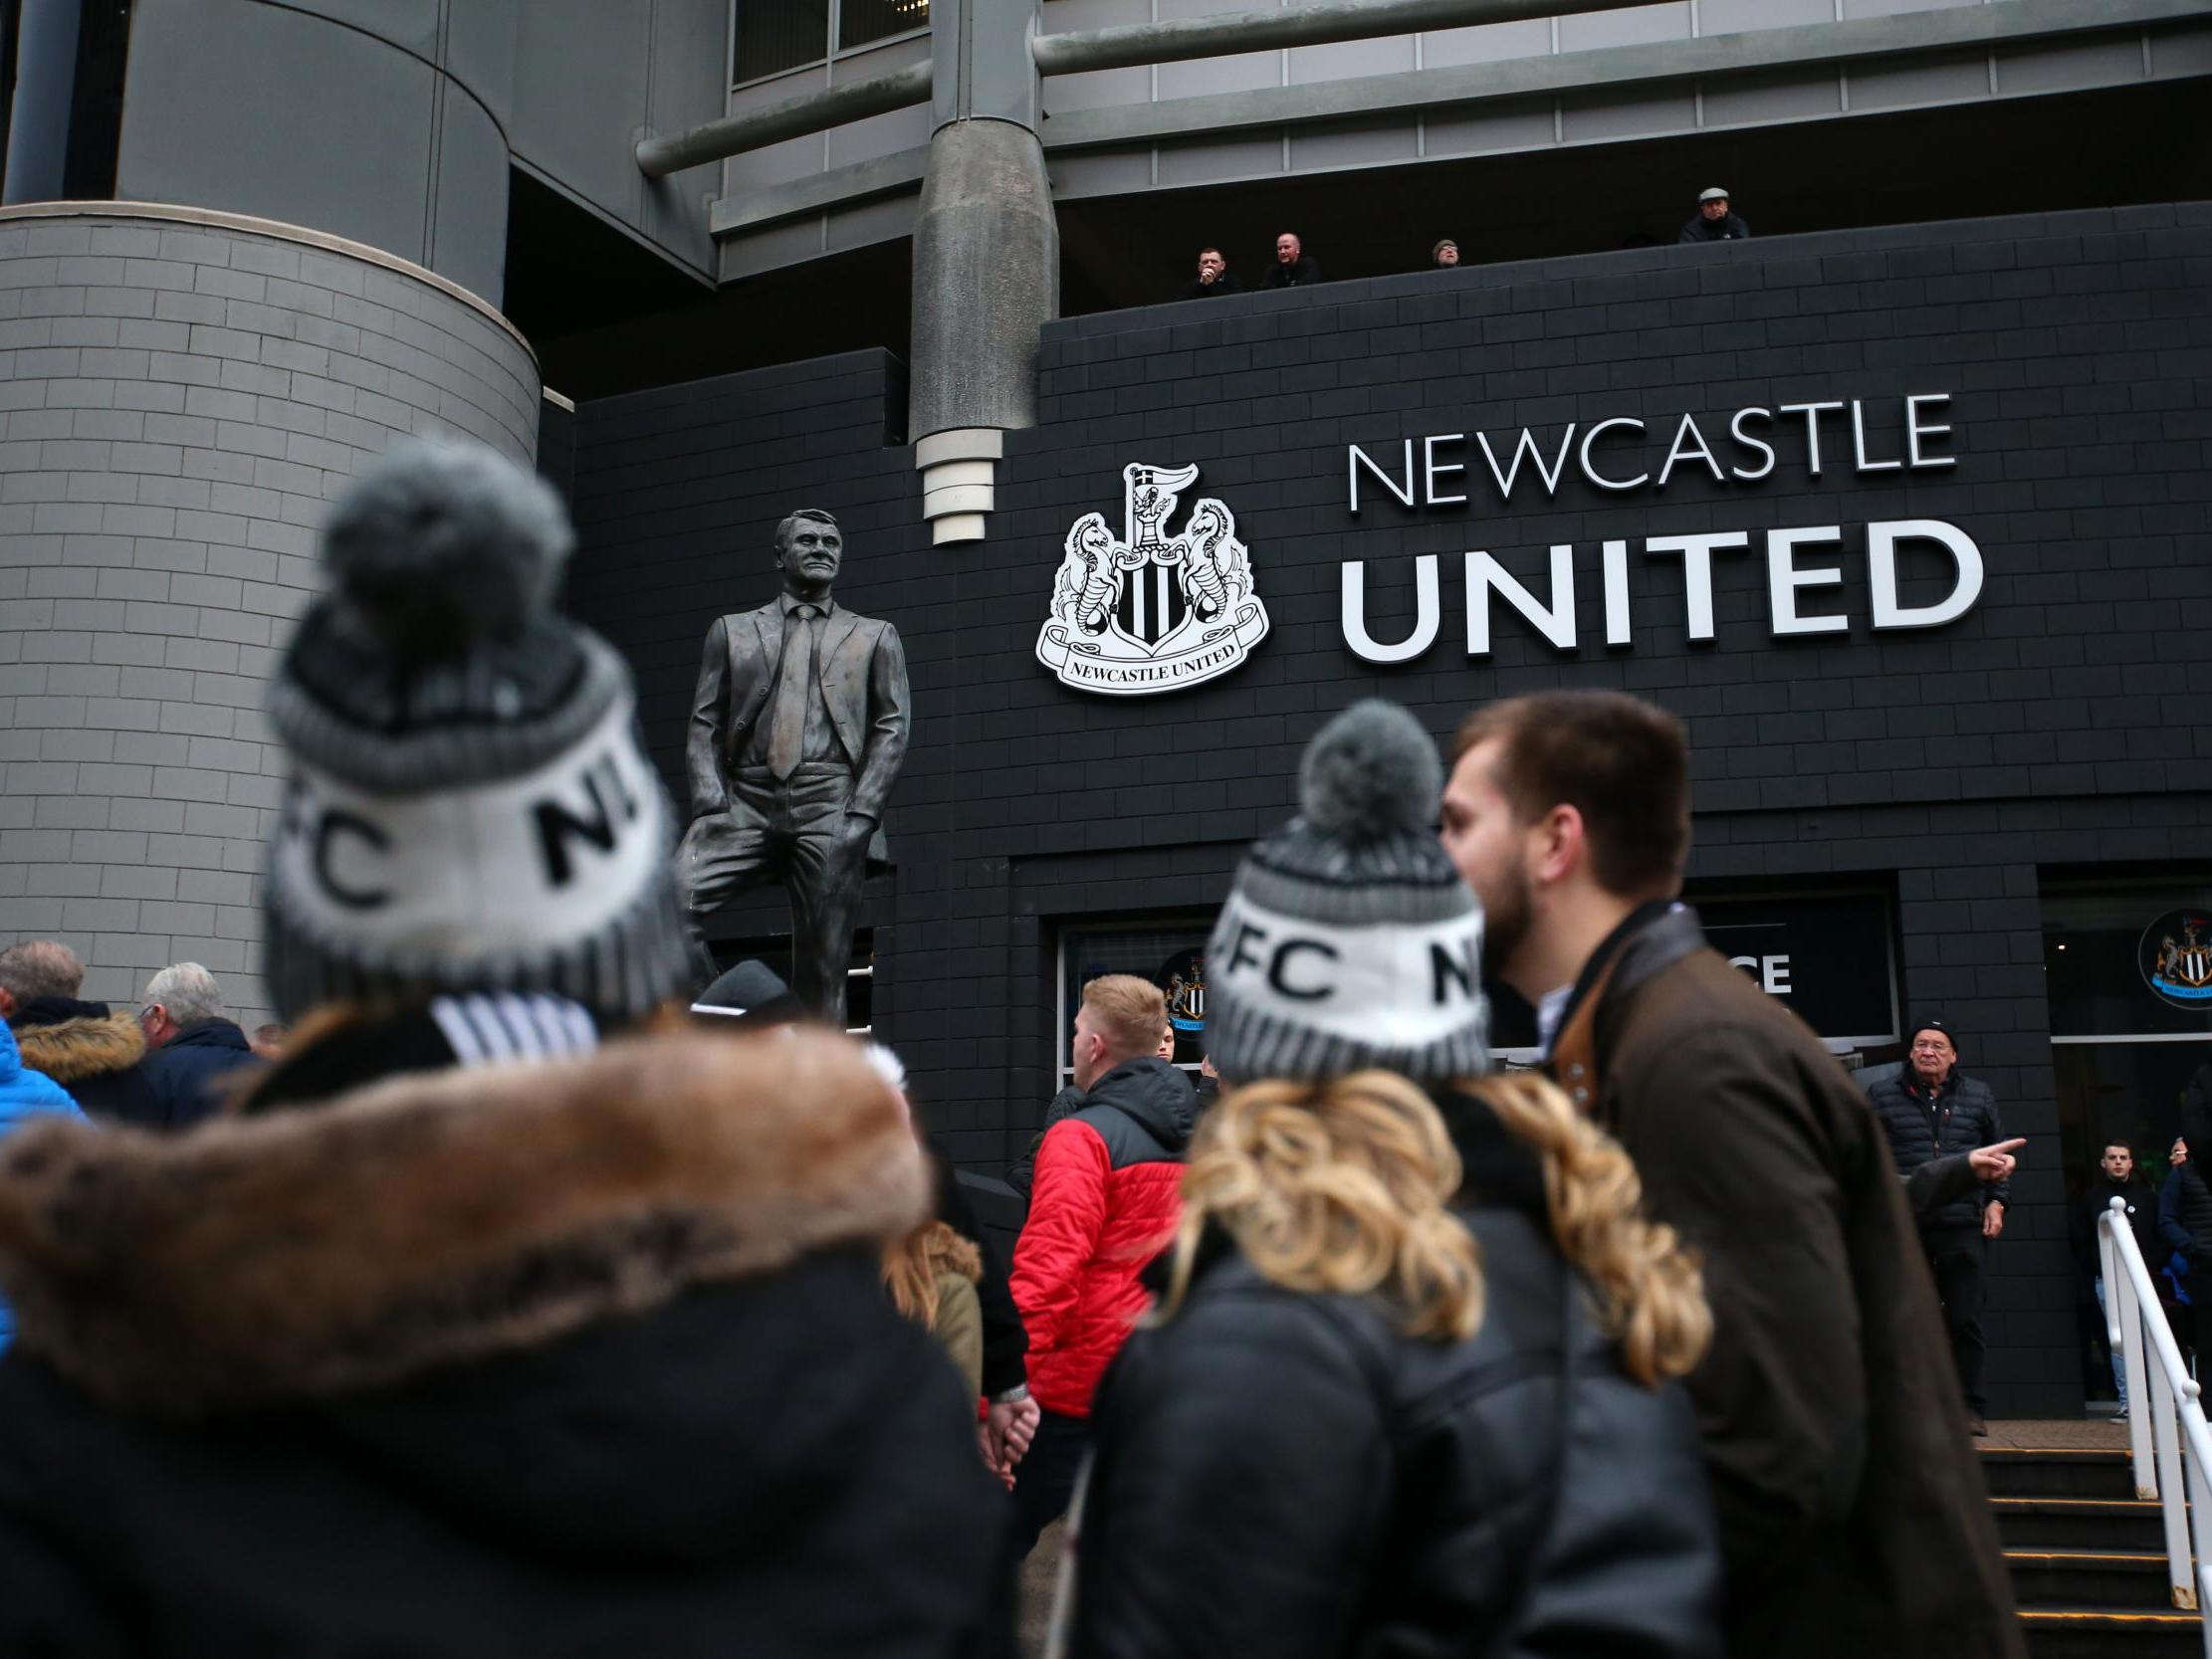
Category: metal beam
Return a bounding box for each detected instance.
[636,59,933,179]
[1039,0,2205,151]
[709,146,931,237]
[1032,0,1647,77]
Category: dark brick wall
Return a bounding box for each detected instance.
[566,205,2212,1416]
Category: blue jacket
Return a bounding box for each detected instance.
[0,1021,85,1350]
[132,1020,262,1132]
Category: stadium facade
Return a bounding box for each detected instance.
[3,0,2210,1411]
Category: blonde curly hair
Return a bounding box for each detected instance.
[1157,1069,1710,1385]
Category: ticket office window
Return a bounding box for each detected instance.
[1689,888,1901,1054]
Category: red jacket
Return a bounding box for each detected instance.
[1011,1059,1196,1418]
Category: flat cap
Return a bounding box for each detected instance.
[1698,186,1730,203]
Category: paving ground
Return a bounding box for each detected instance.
[1017,1520,1066,1657]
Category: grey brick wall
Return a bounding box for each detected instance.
[0,208,540,1027]
[566,205,2212,1416]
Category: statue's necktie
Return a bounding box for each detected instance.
[767,606,817,779]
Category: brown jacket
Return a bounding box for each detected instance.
[1553,906,2020,1659]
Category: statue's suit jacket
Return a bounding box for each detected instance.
[685,601,909,864]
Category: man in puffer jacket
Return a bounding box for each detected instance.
[0,1018,85,1351]
[1867,1018,2008,1433]
[0,941,152,1121]
[1008,973,1194,1556]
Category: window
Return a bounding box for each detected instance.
[2040,876,2212,1407]
[840,0,928,50]
[731,0,927,87]
[2042,879,2212,1173]
[1057,918,1212,1085]
[1689,887,1900,1050]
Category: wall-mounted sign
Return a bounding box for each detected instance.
[2142,910,2212,1008]
[1035,462,1270,696]
[1156,947,1206,1033]
[1697,891,1898,1045]
[1337,390,1985,663]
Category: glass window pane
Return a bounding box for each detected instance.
[839,0,929,52]
[734,0,829,84]
[1060,919,1211,1078]
[2043,882,2212,1038]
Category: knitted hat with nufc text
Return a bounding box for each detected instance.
[1206,700,1490,1086]
[262,440,694,1023]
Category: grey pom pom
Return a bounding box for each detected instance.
[1298,700,1442,839]
[323,439,573,657]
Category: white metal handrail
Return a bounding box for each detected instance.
[2101,1195,2212,1647]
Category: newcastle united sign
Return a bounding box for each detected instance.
[1034,391,1989,697]
[1035,462,1271,697]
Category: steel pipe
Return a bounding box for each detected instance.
[636,58,933,178]
[1031,0,1650,77]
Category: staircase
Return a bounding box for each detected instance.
[1985,1443,2202,1656]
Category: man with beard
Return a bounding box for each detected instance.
[1438,689,2019,1659]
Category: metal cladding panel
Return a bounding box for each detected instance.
[447,0,522,128]
[432,78,512,305]
[1557,1,1690,52]
[279,0,441,55]
[510,0,655,223]
[1702,0,1831,31]
[1701,69,1844,127]
[1419,19,1555,68]
[116,0,439,272]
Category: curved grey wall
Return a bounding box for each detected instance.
[115,0,514,302]
[110,0,728,297]
[0,205,540,1026]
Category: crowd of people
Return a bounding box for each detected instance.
[1173,187,1749,299]
[0,437,2038,1657]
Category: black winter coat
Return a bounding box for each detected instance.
[935,1152,1028,1397]
[2088,1174,2158,1268]
[132,1017,263,1130]
[1867,1068,2008,1230]
[1175,272,1243,299]
[1259,254,1323,289]
[0,1020,1008,1659]
[2172,1166,2212,1262]
[1677,212,1751,242]
[1072,1087,1720,1659]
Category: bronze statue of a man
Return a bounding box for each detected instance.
[680,509,909,1024]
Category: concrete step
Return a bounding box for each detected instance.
[1982,1446,2140,1501]
[1994,1497,2176,1553]
[2007,1549,2182,1610]
[2019,1608,2202,1657]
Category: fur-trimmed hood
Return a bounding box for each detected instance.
[10,1004,145,1086]
[0,1027,927,1415]
[919,1218,984,1285]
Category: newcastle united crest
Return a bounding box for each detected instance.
[1035,462,1269,696]
[2142,909,2212,1008]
